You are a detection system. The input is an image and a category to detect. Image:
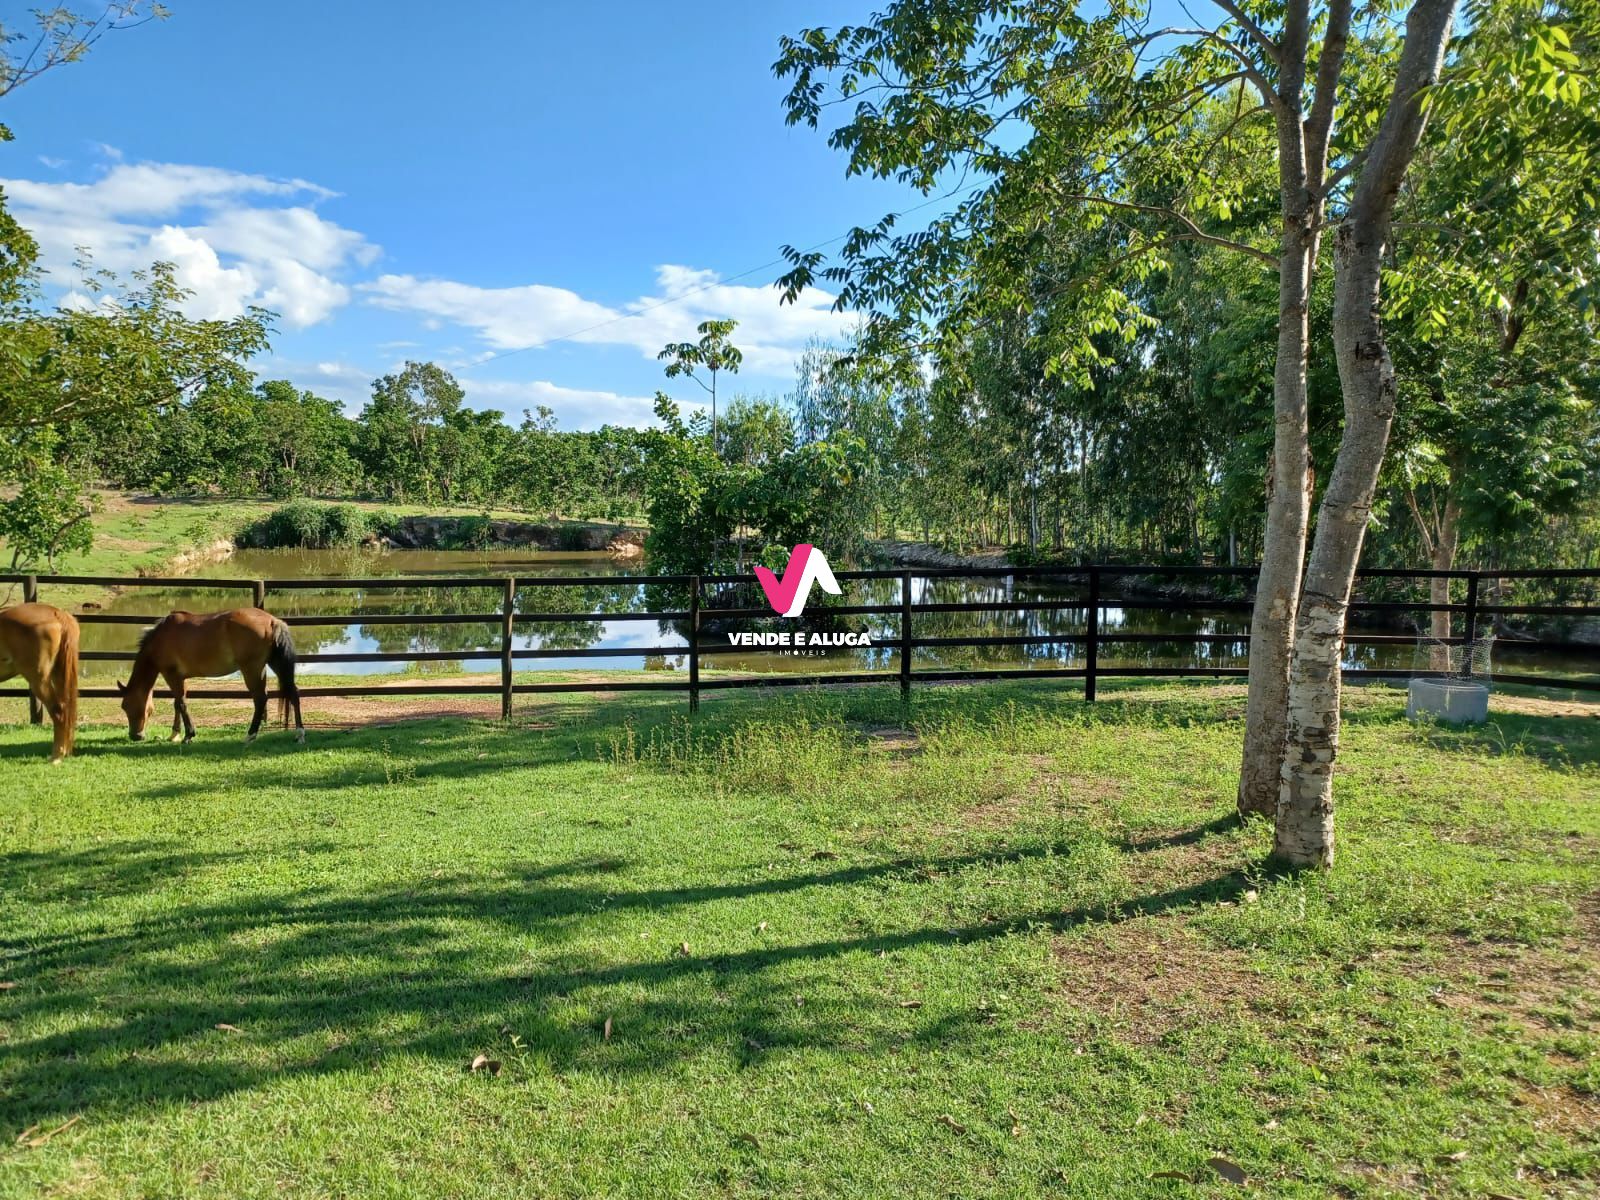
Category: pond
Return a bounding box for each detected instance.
[64,547,1599,686]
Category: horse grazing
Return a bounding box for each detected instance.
[119,608,304,744]
[0,603,80,762]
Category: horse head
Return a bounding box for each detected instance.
[117,678,153,740]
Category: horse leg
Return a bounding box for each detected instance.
[274,666,306,744]
[245,669,268,744]
[29,666,67,765]
[46,692,71,763]
[164,671,195,742]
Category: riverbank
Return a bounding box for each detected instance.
[3,678,1596,1197]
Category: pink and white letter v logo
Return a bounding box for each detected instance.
[754,544,841,617]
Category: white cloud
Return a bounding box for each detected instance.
[37,155,67,170]
[1,160,372,329]
[457,378,685,430]
[253,359,674,430]
[362,263,855,377]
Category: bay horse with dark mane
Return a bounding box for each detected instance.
[0,603,79,762]
[119,608,304,744]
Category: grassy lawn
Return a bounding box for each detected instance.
[1,681,1596,1197]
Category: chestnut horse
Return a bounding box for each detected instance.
[119,608,304,744]
[0,603,79,762]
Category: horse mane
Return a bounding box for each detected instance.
[136,613,178,655]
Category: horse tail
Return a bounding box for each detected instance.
[267,617,297,727]
[56,612,79,755]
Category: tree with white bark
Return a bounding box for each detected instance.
[773,0,1594,865]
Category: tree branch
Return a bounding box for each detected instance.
[1056,193,1279,265]
[1209,0,1281,65]
[1303,0,1353,191]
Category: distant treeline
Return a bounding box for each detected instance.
[45,336,1600,577]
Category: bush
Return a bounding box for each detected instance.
[322,504,374,548]
[247,501,382,549]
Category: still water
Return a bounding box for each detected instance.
[64,548,1596,685]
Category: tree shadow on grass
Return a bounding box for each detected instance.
[0,841,281,905]
[0,838,1249,1131]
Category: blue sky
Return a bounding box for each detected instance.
[1,0,925,428]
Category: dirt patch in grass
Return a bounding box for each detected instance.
[1493,694,1600,719]
[1417,895,1599,1038]
[924,757,1132,833]
[1515,1084,1600,1139]
[1044,919,1273,1046]
[93,536,161,553]
[861,725,921,755]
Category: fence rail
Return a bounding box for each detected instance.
[4,565,1599,724]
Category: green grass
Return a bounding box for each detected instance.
[1,681,1597,1198]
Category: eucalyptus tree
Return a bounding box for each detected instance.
[659,319,743,449]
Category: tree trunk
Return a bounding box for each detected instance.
[1429,475,1462,669]
[1238,216,1315,818]
[1275,0,1457,867]
[1235,0,1353,818]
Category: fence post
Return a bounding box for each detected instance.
[689,577,701,714]
[501,576,516,720]
[23,574,42,725]
[251,579,266,610]
[1084,564,1099,703]
[1462,571,1480,678]
[899,569,912,705]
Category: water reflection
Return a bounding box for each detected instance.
[60,548,1596,683]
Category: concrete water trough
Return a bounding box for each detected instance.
[1407,677,1490,724]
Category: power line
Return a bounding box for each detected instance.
[469,189,961,367]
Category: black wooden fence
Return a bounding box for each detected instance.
[4,565,1598,726]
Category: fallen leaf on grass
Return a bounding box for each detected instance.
[1150,1170,1194,1182]
[214,1023,242,1033]
[602,1017,613,1042]
[936,1115,967,1135]
[756,921,768,932]
[735,1132,762,1149]
[468,1054,502,1076]
[677,941,691,957]
[810,850,839,861]
[0,982,15,990]
[1208,1156,1248,1185]
[899,1000,923,1009]
[15,1115,81,1149]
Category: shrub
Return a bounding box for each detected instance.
[322,504,373,548]
[246,501,380,549]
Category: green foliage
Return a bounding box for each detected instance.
[246,500,384,550]
[659,319,743,447]
[0,259,272,434]
[440,514,496,550]
[642,387,872,576]
[0,429,93,570]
